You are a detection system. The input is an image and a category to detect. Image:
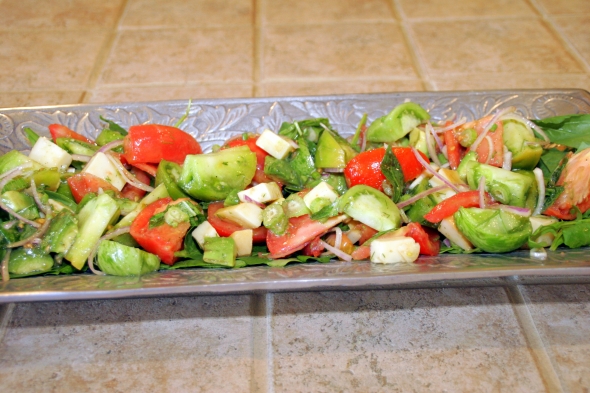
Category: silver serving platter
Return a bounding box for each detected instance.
[1,90,589,302]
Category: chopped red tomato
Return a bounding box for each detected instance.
[460,116,504,167]
[131,163,158,177]
[302,236,324,257]
[121,167,151,202]
[344,147,427,191]
[48,124,94,144]
[207,201,267,243]
[348,221,378,245]
[351,245,370,260]
[122,124,202,165]
[224,134,273,184]
[406,223,440,256]
[444,129,462,170]
[130,197,193,265]
[424,191,493,223]
[67,173,121,203]
[267,214,346,258]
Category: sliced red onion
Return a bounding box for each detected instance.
[346,229,362,244]
[322,167,344,173]
[0,164,41,227]
[410,147,461,193]
[243,195,266,209]
[396,185,449,209]
[30,179,51,215]
[1,248,11,282]
[443,238,452,248]
[98,139,124,154]
[87,226,132,276]
[319,239,352,262]
[530,248,547,260]
[470,106,515,152]
[434,117,467,133]
[0,199,41,228]
[106,154,155,192]
[283,136,299,150]
[425,124,442,166]
[530,122,550,142]
[7,213,52,248]
[71,154,91,162]
[483,136,494,165]
[400,208,410,224]
[533,168,545,216]
[427,122,445,153]
[2,220,17,230]
[334,227,343,250]
[502,146,512,171]
[478,176,486,209]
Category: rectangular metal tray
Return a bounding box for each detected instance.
[1,89,589,302]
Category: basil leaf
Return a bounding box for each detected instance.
[533,114,590,150]
[148,212,166,229]
[539,148,567,181]
[99,116,128,135]
[380,145,404,203]
[542,186,564,213]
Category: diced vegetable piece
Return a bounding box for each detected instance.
[28,137,72,169]
[215,203,263,229]
[49,124,94,144]
[366,102,430,143]
[503,120,542,170]
[97,240,160,276]
[428,168,465,202]
[203,237,236,267]
[65,193,120,270]
[262,203,288,234]
[238,182,282,204]
[67,173,121,204]
[191,220,219,249]
[8,247,54,276]
[438,216,473,251]
[0,150,42,176]
[255,129,294,159]
[315,130,346,169]
[284,194,310,218]
[467,162,534,207]
[179,145,256,201]
[529,215,558,247]
[41,210,78,254]
[207,201,268,243]
[303,182,339,211]
[370,232,420,264]
[115,183,169,228]
[339,185,401,232]
[82,152,127,191]
[229,229,253,257]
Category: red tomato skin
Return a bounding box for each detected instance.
[460,116,504,167]
[344,147,427,191]
[49,124,94,144]
[123,124,202,165]
[121,167,151,202]
[67,173,121,203]
[207,201,267,243]
[130,197,191,265]
[406,223,440,256]
[423,191,493,223]
[444,129,462,170]
[131,163,158,177]
[267,214,345,258]
[351,245,370,260]
[224,135,273,184]
[302,236,325,257]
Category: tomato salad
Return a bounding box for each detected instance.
[1,103,590,279]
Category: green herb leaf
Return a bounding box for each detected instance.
[380,145,404,203]
[148,212,166,229]
[99,116,127,135]
[22,127,40,146]
[533,114,590,150]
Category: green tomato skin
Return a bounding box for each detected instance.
[502,120,543,170]
[8,247,54,276]
[366,102,430,143]
[97,240,160,276]
[454,207,532,253]
[339,185,401,232]
[179,146,256,201]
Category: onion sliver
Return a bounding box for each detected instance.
[396,185,449,209]
[7,213,52,248]
[434,117,467,134]
[1,249,11,282]
[319,239,352,262]
[30,179,51,215]
[98,139,124,154]
[470,106,515,152]
[425,124,442,166]
[478,176,486,209]
[533,168,546,216]
[87,226,132,276]
[483,136,494,165]
[410,147,461,193]
[106,154,155,192]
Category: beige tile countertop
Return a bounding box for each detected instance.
[1,0,590,392]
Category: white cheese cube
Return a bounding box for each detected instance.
[303,182,339,210]
[429,168,465,201]
[438,216,473,251]
[238,182,282,204]
[230,229,253,257]
[28,137,72,169]
[83,152,126,191]
[255,129,294,159]
[370,234,420,264]
[192,221,219,249]
[215,203,263,229]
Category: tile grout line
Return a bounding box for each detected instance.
[266,292,275,393]
[526,0,590,74]
[0,303,15,344]
[253,0,264,97]
[505,284,564,393]
[81,0,129,103]
[390,0,433,91]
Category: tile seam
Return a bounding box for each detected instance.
[253,0,263,97]
[0,303,15,344]
[266,292,275,393]
[505,285,565,393]
[390,0,432,91]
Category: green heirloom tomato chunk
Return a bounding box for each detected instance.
[454,207,532,253]
[97,240,160,276]
[502,120,542,170]
[8,247,54,276]
[155,160,190,200]
[179,145,256,201]
[366,102,430,143]
[467,162,534,207]
[339,185,401,231]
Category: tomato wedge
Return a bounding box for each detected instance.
[406,222,440,256]
[131,163,158,177]
[130,197,192,265]
[49,124,94,144]
[67,173,121,203]
[444,129,462,170]
[267,214,346,258]
[207,201,267,243]
[302,236,325,257]
[424,191,493,223]
[224,134,273,184]
[121,167,151,202]
[344,147,427,191]
[122,124,202,165]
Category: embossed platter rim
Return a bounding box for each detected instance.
[0,89,589,303]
